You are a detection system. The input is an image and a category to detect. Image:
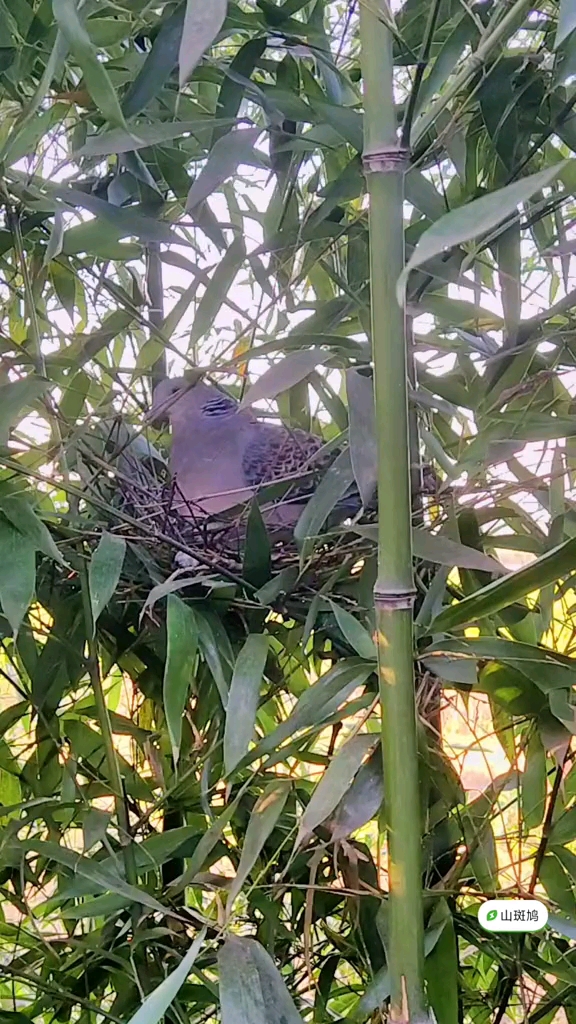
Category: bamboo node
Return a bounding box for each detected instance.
[362,146,409,174]
[373,586,417,610]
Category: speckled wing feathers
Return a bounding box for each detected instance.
[242,424,329,489]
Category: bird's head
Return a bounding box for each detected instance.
[145,376,192,427]
[145,372,240,428]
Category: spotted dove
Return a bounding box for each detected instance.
[146,375,361,529]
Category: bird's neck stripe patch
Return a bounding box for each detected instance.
[201,397,238,418]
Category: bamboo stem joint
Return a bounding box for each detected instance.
[362,146,410,174]
[374,586,417,610]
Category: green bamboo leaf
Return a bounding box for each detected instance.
[126,930,206,1024]
[294,448,356,548]
[430,536,576,633]
[164,595,198,764]
[424,912,459,1024]
[61,893,131,919]
[88,532,126,634]
[214,37,268,144]
[179,0,228,87]
[540,853,576,916]
[311,99,363,152]
[353,966,391,1019]
[227,780,290,908]
[49,259,76,321]
[327,600,376,660]
[44,209,64,264]
[75,118,232,158]
[549,805,576,845]
[2,104,68,167]
[63,219,142,260]
[186,127,262,211]
[397,163,568,301]
[196,609,232,705]
[298,734,377,844]
[413,15,473,121]
[478,662,547,718]
[413,529,506,574]
[219,936,304,1024]
[85,16,131,47]
[0,518,35,638]
[327,745,384,842]
[464,811,498,893]
[346,368,377,507]
[0,496,67,566]
[404,167,447,221]
[224,634,269,774]
[82,808,111,853]
[0,376,49,446]
[19,839,167,914]
[241,349,330,407]
[521,729,547,831]
[356,524,507,573]
[52,0,127,129]
[171,789,246,892]
[190,237,246,345]
[53,184,180,245]
[243,500,272,588]
[556,0,576,48]
[123,4,185,118]
[58,825,203,898]
[255,659,374,761]
[423,638,576,692]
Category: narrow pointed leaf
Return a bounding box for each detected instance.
[88,533,126,634]
[0,519,35,638]
[255,659,374,759]
[171,789,245,892]
[126,931,206,1024]
[179,0,228,87]
[328,600,376,660]
[75,119,232,158]
[0,376,49,446]
[425,914,459,1024]
[164,595,198,764]
[190,237,246,345]
[328,746,384,841]
[241,349,330,407]
[347,368,377,506]
[398,163,567,300]
[52,0,127,129]
[122,4,185,118]
[297,734,377,845]
[0,496,67,566]
[412,529,506,574]
[430,536,576,633]
[224,634,269,774]
[186,127,262,211]
[227,780,290,907]
[219,936,304,1024]
[294,448,356,545]
[521,730,547,831]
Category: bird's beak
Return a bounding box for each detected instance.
[144,401,169,428]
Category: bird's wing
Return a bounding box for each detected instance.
[241,423,327,489]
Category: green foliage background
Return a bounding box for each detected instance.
[1,0,576,1021]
